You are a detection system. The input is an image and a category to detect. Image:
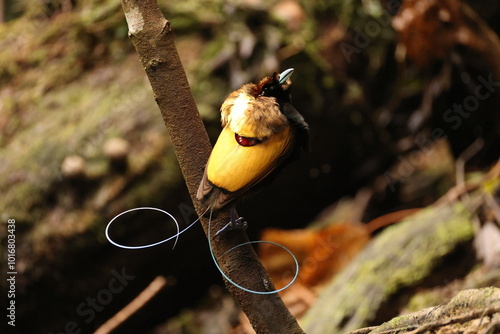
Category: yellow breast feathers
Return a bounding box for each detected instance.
[206,126,293,193]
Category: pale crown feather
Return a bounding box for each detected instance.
[220,85,288,140]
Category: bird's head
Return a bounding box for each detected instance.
[251,68,294,102]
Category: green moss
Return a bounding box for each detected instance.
[302,201,477,333]
[373,288,500,333]
[406,290,443,312]
[0,55,160,219]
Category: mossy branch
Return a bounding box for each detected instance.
[119,0,305,333]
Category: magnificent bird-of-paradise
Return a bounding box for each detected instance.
[197,68,309,234]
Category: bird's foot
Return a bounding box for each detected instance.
[215,217,248,236]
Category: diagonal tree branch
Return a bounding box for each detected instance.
[119,0,305,333]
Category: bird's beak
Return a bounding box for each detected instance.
[278,68,294,85]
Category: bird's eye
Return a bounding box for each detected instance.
[261,84,275,96]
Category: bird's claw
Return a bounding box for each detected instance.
[215,217,248,236]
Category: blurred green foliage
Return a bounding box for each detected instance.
[1,0,400,121]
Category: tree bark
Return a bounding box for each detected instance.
[361,287,500,334]
[119,0,305,333]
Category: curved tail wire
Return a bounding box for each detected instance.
[106,206,299,294]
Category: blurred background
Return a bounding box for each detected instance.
[0,0,499,333]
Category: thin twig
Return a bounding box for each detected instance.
[365,208,421,234]
[375,305,500,334]
[94,276,168,334]
[455,138,484,196]
[484,192,500,227]
[345,326,378,334]
[437,157,500,205]
[405,305,500,334]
